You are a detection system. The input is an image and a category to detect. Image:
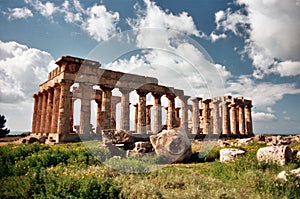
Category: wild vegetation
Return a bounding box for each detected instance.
[0,141,299,199]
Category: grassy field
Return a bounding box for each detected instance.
[0,141,299,199]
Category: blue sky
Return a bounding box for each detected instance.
[0,0,300,133]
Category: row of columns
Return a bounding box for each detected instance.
[32,80,73,135]
[33,81,253,136]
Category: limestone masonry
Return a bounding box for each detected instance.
[32,56,254,143]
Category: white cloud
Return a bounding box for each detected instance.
[266,107,274,113]
[25,0,58,18]
[210,32,227,42]
[253,112,277,121]
[275,61,300,77]
[214,0,300,78]
[129,0,200,38]
[283,116,291,121]
[82,5,120,41]
[226,76,300,107]
[7,7,33,20]
[0,40,54,104]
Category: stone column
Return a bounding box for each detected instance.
[238,104,246,135]
[212,99,221,134]
[166,94,176,130]
[119,88,131,131]
[175,107,181,127]
[178,95,190,133]
[45,88,54,134]
[32,94,39,134]
[70,97,74,133]
[80,84,92,134]
[245,103,253,136]
[40,91,48,134]
[35,93,43,134]
[152,93,162,134]
[51,84,61,133]
[230,103,238,134]
[164,107,168,125]
[100,86,113,130]
[222,101,231,135]
[110,96,120,130]
[95,98,102,134]
[57,80,73,134]
[146,105,153,132]
[134,103,138,132]
[191,97,201,134]
[136,89,148,134]
[202,99,211,134]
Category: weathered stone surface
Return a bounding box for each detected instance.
[237,138,253,146]
[253,134,265,142]
[132,141,154,153]
[257,146,294,166]
[277,168,300,181]
[102,130,134,144]
[297,151,300,159]
[220,148,245,163]
[150,128,191,163]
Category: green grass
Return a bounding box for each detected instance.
[0,142,299,199]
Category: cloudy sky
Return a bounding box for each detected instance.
[0,0,300,133]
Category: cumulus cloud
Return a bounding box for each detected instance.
[82,5,120,41]
[226,75,300,107]
[7,7,33,20]
[0,40,54,104]
[253,112,277,122]
[214,0,300,78]
[25,0,58,18]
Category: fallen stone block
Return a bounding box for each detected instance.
[220,148,245,163]
[257,145,294,166]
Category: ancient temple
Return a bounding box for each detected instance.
[31,56,253,143]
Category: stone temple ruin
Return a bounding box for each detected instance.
[31,56,253,143]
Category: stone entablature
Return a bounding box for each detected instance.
[32,55,254,143]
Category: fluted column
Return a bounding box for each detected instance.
[136,89,148,134]
[238,104,246,135]
[146,105,153,132]
[164,107,168,125]
[202,99,211,134]
[191,97,201,134]
[166,94,176,130]
[230,104,238,134]
[222,101,231,135]
[58,80,73,134]
[51,84,60,133]
[110,97,120,130]
[152,93,162,134]
[134,103,138,132]
[212,99,221,134]
[45,88,54,134]
[175,107,181,127]
[35,93,43,133]
[40,91,48,134]
[70,97,74,133]
[245,103,253,135]
[178,95,190,133]
[101,86,113,130]
[95,98,102,134]
[32,94,39,134]
[119,88,131,131]
[79,84,92,134]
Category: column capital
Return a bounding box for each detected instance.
[119,87,132,94]
[191,97,202,103]
[136,89,149,97]
[146,105,153,109]
[178,95,190,101]
[100,85,114,92]
[152,92,163,99]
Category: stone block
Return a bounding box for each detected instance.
[150,128,191,163]
[257,145,294,166]
[220,148,245,163]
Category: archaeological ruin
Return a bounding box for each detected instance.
[31,56,254,143]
